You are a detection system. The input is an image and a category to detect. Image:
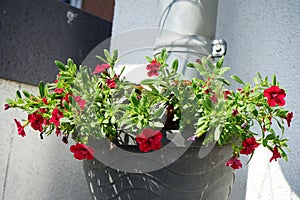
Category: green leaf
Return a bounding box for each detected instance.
[59,118,71,123]
[279,148,288,161]
[111,116,116,124]
[39,81,45,97]
[207,61,215,70]
[63,101,70,111]
[275,109,288,118]
[246,152,255,165]
[231,75,245,85]
[187,63,195,68]
[217,78,230,86]
[112,49,118,62]
[202,96,212,112]
[131,95,139,107]
[138,115,144,121]
[262,139,268,147]
[151,106,165,119]
[69,95,75,106]
[218,67,230,75]
[22,90,31,98]
[145,56,153,63]
[72,63,78,72]
[216,56,224,69]
[148,85,159,94]
[104,49,110,60]
[102,119,109,124]
[140,79,157,85]
[266,134,275,140]
[253,77,259,84]
[55,60,66,71]
[16,90,22,98]
[252,109,258,117]
[67,58,73,68]
[196,122,209,137]
[119,66,126,77]
[214,124,222,141]
[272,74,277,86]
[5,98,14,104]
[171,59,178,72]
[170,87,180,99]
[95,55,108,63]
[160,48,167,61]
[257,72,262,81]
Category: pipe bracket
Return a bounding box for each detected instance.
[211,39,227,58]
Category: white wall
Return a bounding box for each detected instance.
[112,0,300,199]
[217,1,300,199]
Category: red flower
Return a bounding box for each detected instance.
[195,58,202,64]
[285,112,293,127]
[14,119,26,137]
[232,109,239,116]
[226,156,242,169]
[268,116,273,125]
[38,108,47,114]
[49,108,64,127]
[240,136,260,155]
[62,93,73,104]
[270,146,281,162]
[55,127,61,136]
[70,143,94,160]
[146,60,161,77]
[106,79,117,89]
[54,73,60,83]
[54,88,64,94]
[203,88,210,94]
[28,112,44,132]
[183,80,192,86]
[62,135,68,144]
[223,90,231,100]
[93,64,110,74]
[210,92,218,104]
[42,97,48,105]
[263,86,286,107]
[136,129,163,152]
[4,104,10,110]
[43,118,50,125]
[74,96,86,110]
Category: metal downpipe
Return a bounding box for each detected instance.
[155,0,226,79]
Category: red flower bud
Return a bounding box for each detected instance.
[14,119,26,137]
[4,104,10,110]
[270,146,281,162]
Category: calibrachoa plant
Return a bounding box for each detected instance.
[4,49,293,169]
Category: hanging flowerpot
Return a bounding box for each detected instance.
[5,49,293,200]
[83,133,234,200]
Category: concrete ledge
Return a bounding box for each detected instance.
[0,78,92,200]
